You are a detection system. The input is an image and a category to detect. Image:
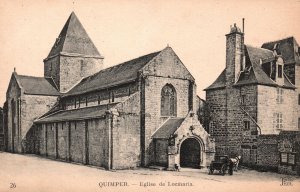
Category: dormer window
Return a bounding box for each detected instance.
[278,65,283,78]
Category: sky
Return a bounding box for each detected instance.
[0,0,299,106]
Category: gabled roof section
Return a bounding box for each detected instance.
[235,45,295,88]
[63,50,161,97]
[238,45,276,86]
[262,37,300,65]
[14,73,60,96]
[206,45,295,90]
[46,12,102,59]
[204,69,226,90]
[152,118,185,139]
[35,103,118,123]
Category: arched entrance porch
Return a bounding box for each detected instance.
[179,137,201,168]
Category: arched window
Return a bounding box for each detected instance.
[161,84,177,116]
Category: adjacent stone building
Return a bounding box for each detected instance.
[3,12,215,170]
[205,23,300,172]
[0,107,4,150]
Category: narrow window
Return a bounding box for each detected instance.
[274,112,283,129]
[298,94,300,105]
[243,120,250,130]
[98,95,101,105]
[278,65,282,78]
[161,84,177,116]
[74,98,77,109]
[85,96,88,107]
[111,92,115,102]
[49,63,52,72]
[241,95,246,105]
[276,88,283,104]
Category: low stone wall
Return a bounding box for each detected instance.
[278,131,300,175]
[256,135,279,171]
[0,134,4,151]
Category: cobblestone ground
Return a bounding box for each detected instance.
[0,152,299,192]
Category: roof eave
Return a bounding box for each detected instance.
[44,52,104,62]
[34,115,106,124]
[62,78,137,98]
[204,86,226,91]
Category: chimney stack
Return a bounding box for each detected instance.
[242,18,245,33]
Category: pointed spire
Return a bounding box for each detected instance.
[46,12,102,59]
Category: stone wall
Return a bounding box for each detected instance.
[0,108,4,151]
[44,57,60,88]
[6,75,21,152]
[26,93,141,170]
[46,123,56,158]
[63,82,138,110]
[257,85,297,134]
[154,139,168,166]
[59,56,103,92]
[69,121,85,163]
[206,85,258,158]
[44,55,103,92]
[111,93,141,169]
[205,88,227,155]
[140,47,196,166]
[87,118,108,167]
[57,122,67,160]
[256,135,279,170]
[144,76,191,165]
[21,95,58,145]
[278,131,300,175]
[295,65,300,130]
[29,117,110,169]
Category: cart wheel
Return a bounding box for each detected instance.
[221,165,226,176]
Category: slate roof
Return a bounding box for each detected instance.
[262,37,300,65]
[204,69,226,90]
[63,50,161,97]
[235,46,295,88]
[35,103,118,123]
[46,12,102,59]
[205,45,295,90]
[235,45,277,87]
[14,73,60,96]
[152,118,185,139]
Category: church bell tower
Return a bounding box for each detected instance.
[44,12,104,92]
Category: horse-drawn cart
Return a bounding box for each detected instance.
[208,155,232,175]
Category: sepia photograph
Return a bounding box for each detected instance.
[0,0,299,191]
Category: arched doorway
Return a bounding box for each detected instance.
[180,138,201,168]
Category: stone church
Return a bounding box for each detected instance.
[3,12,215,170]
[205,23,300,169]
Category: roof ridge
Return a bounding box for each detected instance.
[81,50,162,82]
[262,36,295,46]
[15,74,45,79]
[46,12,101,59]
[245,44,274,53]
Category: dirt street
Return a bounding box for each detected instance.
[0,152,299,192]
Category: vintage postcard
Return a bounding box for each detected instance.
[0,0,299,191]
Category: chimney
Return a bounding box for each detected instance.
[225,22,244,85]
